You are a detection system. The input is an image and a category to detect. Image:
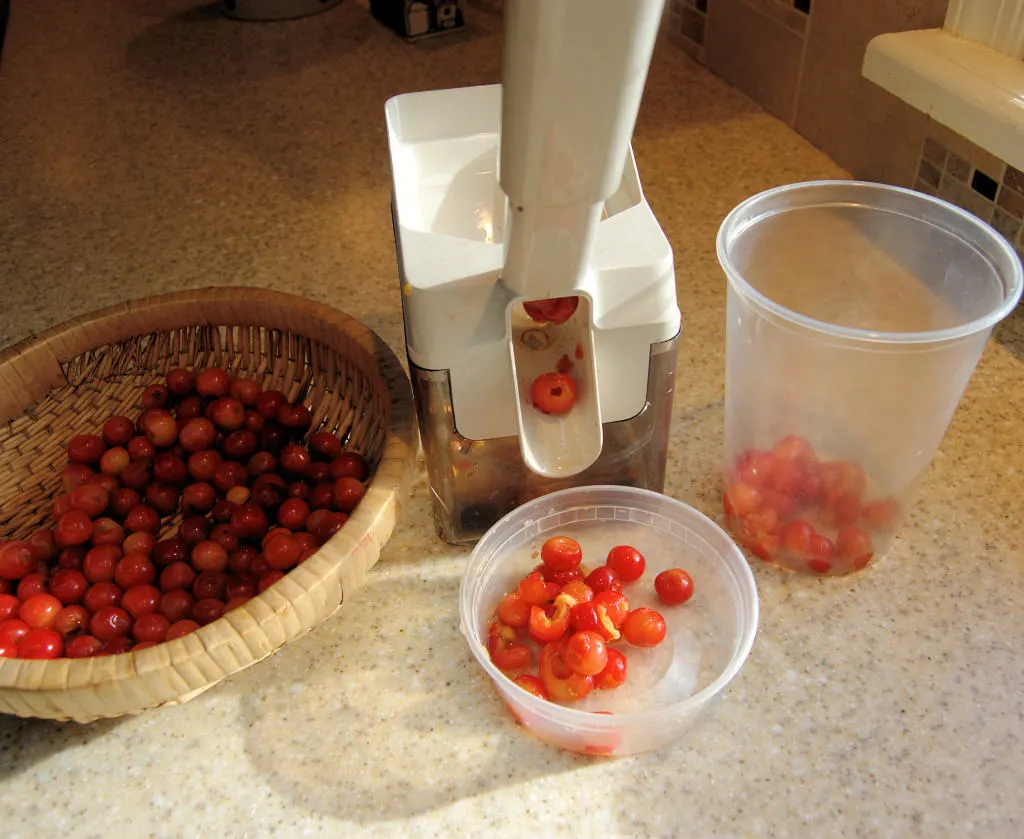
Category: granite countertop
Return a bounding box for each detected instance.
[2,2,1023,837]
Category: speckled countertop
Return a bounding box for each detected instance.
[1,2,1023,837]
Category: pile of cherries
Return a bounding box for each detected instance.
[724,434,897,575]
[0,367,369,660]
[488,535,695,706]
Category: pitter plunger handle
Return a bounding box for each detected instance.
[500,0,666,299]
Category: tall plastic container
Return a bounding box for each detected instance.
[718,181,1022,575]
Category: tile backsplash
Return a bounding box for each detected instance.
[664,0,809,66]
[915,121,1024,261]
[661,0,1024,262]
[664,0,949,189]
[663,0,709,62]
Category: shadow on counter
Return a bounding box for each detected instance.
[0,714,122,782]
[237,570,592,823]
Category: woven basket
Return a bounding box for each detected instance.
[0,288,417,722]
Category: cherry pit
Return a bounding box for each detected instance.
[0,366,370,661]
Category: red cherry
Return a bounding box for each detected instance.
[191,541,229,573]
[63,463,95,492]
[230,504,269,540]
[176,396,206,421]
[182,482,217,513]
[191,598,225,626]
[255,390,286,421]
[331,477,366,513]
[159,590,195,624]
[0,541,39,581]
[141,384,170,410]
[209,397,245,431]
[67,434,105,464]
[119,462,152,492]
[153,537,189,568]
[122,585,162,619]
[222,430,259,461]
[19,627,64,659]
[278,498,311,531]
[126,436,157,461]
[90,606,132,642]
[166,619,201,641]
[49,569,88,605]
[159,562,197,592]
[114,554,156,589]
[187,449,222,482]
[192,571,227,601]
[124,504,161,534]
[196,368,231,399]
[110,488,141,518]
[309,431,342,461]
[102,416,136,447]
[166,367,197,397]
[133,612,171,643]
[277,402,312,432]
[28,530,58,563]
[122,531,156,557]
[91,517,125,547]
[83,582,123,613]
[230,378,261,406]
[152,452,188,484]
[329,452,369,482]
[179,418,217,453]
[65,635,103,658]
[142,409,177,448]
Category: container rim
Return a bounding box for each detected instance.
[716,180,1024,346]
[458,485,760,732]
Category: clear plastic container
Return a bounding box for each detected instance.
[718,181,1023,575]
[459,485,759,756]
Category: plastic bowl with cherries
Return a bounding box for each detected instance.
[460,485,759,757]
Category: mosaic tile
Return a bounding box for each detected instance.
[917,158,941,188]
[1005,166,1024,195]
[971,169,999,201]
[997,186,1024,219]
[938,171,966,205]
[927,120,975,162]
[675,35,704,62]
[681,6,706,43]
[991,207,1023,244]
[958,186,995,224]
[749,0,808,33]
[927,123,1005,183]
[921,136,947,167]
[945,152,971,182]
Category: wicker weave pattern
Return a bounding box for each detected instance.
[0,289,417,722]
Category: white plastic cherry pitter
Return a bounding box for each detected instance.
[385,0,681,544]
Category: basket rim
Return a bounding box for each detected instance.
[0,287,418,708]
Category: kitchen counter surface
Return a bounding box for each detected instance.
[2,2,1023,837]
